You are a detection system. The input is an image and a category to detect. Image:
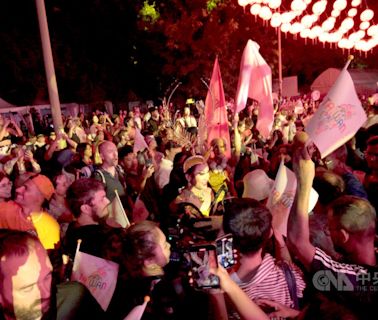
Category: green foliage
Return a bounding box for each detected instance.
[139,1,160,24]
[206,0,222,13]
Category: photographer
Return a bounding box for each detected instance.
[106,220,208,320]
[3,145,41,179]
[0,114,23,159]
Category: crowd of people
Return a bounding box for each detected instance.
[0,93,377,319]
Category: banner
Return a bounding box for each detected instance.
[71,241,119,311]
[305,59,367,158]
[267,160,318,236]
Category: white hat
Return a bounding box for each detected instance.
[242,169,274,201]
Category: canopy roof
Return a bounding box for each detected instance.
[0,97,14,108]
[311,68,378,95]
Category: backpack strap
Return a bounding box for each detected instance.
[279,261,299,310]
[94,169,106,184]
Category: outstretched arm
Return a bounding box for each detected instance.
[211,266,269,320]
[287,132,316,270]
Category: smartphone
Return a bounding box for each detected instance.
[145,158,153,167]
[188,244,220,289]
[216,234,236,269]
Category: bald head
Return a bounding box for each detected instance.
[99,141,118,168]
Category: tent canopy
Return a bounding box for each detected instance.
[311,68,378,95]
[0,97,14,109]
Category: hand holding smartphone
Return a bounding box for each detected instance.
[216,234,236,269]
[188,244,220,289]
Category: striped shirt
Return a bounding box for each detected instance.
[230,253,306,307]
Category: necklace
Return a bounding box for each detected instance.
[191,186,208,202]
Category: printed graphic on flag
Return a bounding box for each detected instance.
[267,160,318,236]
[306,58,367,158]
[71,247,119,311]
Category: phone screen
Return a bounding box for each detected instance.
[188,245,220,289]
[216,234,235,269]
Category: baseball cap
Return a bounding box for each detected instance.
[16,173,55,201]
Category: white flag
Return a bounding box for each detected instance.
[305,59,367,158]
[133,128,148,154]
[267,160,318,236]
[71,241,119,311]
[235,40,274,138]
[106,189,130,228]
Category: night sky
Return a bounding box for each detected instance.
[0,0,377,106]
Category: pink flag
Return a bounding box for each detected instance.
[71,241,119,311]
[235,40,274,138]
[205,57,231,159]
[267,160,318,236]
[133,128,148,153]
[305,59,367,158]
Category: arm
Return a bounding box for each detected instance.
[63,132,78,149]
[211,266,269,320]
[139,165,154,192]
[24,150,41,173]
[273,230,292,263]
[9,119,23,137]
[287,133,316,270]
[45,139,59,161]
[233,114,241,163]
[0,120,11,141]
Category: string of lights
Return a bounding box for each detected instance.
[238,0,378,52]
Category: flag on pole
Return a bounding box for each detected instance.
[205,57,231,159]
[305,57,367,158]
[133,128,148,154]
[124,296,150,320]
[235,40,274,138]
[267,160,318,236]
[71,240,119,311]
[106,189,130,228]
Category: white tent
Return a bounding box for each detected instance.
[311,68,378,95]
[0,97,15,109]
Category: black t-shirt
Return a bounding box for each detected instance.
[310,247,378,319]
[107,275,210,320]
[63,223,118,260]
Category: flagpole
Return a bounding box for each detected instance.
[167,81,182,111]
[200,77,214,113]
[35,0,63,132]
[343,55,354,70]
[278,28,283,99]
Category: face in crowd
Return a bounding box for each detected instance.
[100,142,118,168]
[15,179,45,209]
[189,163,210,190]
[0,237,53,320]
